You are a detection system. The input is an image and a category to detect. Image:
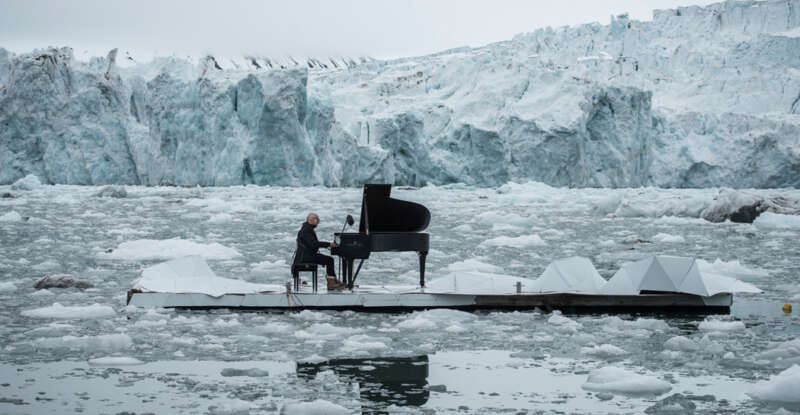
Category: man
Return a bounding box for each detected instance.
[295,213,345,291]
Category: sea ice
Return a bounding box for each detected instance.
[21,303,116,319]
[480,234,546,248]
[652,233,686,243]
[280,399,350,415]
[581,366,672,395]
[0,281,17,292]
[581,344,627,357]
[33,333,133,350]
[0,211,22,222]
[754,212,800,230]
[748,365,800,404]
[697,318,746,332]
[664,336,699,351]
[101,238,242,261]
[88,356,144,366]
[696,258,770,281]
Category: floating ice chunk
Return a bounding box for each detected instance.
[548,311,582,333]
[209,400,253,415]
[220,367,269,377]
[697,318,746,331]
[0,211,22,222]
[208,213,234,223]
[444,258,504,274]
[34,333,133,350]
[480,234,546,248]
[652,233,685,243]
[88,356,144,366]
[342,334,389,351]
[581,366,672,396]
[294,323,354,340]
[21,303,116,319]
[251,259,288,274]
[748,365,800,404]
[298,354,327,364]
[755,339,800,369]
[581,344,627,357]
[290,310,329,321]
[397,315,436,330]
[10,174,41,190]
[754,212,800,230]
[664,336,699,351]
[94,186,127,198]
[696,258,769,281]
[281,399,350,415]
[101,238,242,261]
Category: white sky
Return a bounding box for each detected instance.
[0,0,719,60]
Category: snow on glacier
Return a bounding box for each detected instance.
[2,0,800,187]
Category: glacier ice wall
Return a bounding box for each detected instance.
[1,0,799,187]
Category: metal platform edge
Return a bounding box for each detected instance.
[126,290,732,314]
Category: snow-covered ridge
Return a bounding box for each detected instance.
[1,0,800,187]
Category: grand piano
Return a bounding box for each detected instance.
[331,184,430,289]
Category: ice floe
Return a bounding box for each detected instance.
[280,399,350,415]
[33,333,133,351]
[21,303,116,319]
[754,212,800,230]
[101,238,242,261]
[749,365,800,404]
[88,356,144,366]
[581,366,672,395]
[480,234,546,248]
[0,211,22,222]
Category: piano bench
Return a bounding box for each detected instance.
[291,263,318,292]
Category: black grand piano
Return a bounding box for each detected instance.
[331,184,430,289]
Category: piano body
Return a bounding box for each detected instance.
[331,184,430,288]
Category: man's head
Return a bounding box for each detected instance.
[306,212,320,227]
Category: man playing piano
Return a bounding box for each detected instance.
[295,213,345,291]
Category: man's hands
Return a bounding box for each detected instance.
[330,241,338,248]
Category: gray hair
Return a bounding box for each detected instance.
[307,212,319,221]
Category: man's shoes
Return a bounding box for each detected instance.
[326,276,346,291]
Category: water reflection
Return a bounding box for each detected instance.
[297,355,429,412]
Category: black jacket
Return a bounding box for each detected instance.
[294,222,330,263]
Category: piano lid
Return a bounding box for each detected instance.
[359,184,431,234]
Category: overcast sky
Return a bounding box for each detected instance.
[1,0,718,60]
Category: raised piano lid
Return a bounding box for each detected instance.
[359,184,431,234]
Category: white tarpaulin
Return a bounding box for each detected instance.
[132,256,281,297]
[600,256,762,296]
[530,256,607,293]
[426,272,538,294]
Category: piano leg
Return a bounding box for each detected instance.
[418,251,428,288]
[346,258,354,288]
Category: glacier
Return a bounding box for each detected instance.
[1,0,800,187]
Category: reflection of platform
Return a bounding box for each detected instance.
[297,355,429,410]
[127,284,733,312]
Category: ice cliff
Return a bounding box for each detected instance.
[1,0,799,187]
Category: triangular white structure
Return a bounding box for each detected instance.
[601,256,762,296]
[531,257,607,293]
[133,256,280,297]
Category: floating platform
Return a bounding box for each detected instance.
[125,256,759,313]
[126,284,733,313]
